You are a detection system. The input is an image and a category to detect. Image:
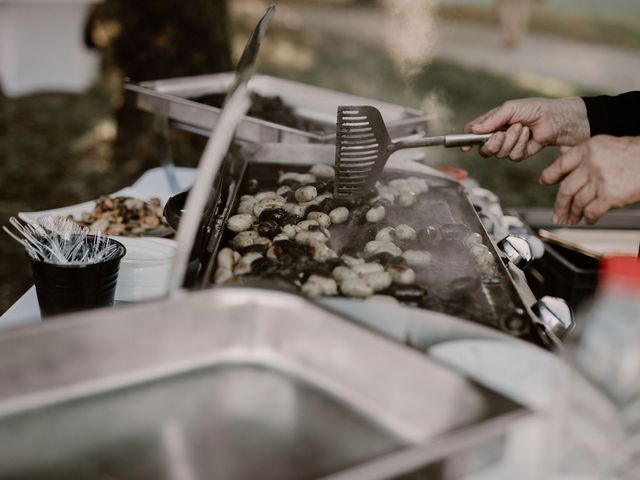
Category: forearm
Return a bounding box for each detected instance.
[552,97,590,146]
[582,91,640,137]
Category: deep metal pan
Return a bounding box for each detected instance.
[0,287,526,480]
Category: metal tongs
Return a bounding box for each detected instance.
[334,105,493,199]
[168,3,276,292]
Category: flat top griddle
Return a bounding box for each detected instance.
[207,161,541,344]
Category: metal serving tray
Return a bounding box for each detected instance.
[127,72,434,143]
[0,288,524,480]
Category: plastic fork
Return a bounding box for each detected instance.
[334,105,493,199]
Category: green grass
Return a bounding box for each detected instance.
[438,5,640,51]
[276,0,640,50]
[1,87,117,211]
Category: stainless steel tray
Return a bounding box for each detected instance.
[127,72,434,143]
[0,288,525,480]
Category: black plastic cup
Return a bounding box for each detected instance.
[30,238,126,318]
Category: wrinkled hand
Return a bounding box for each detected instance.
[462,97,590,161]
[540,135,640,225]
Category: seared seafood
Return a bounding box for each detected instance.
[74,196,169,237]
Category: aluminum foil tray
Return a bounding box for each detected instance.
[0,288,524,480]
[127,72,433,143]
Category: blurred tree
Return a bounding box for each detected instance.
[103,0,232,81]
[89,0,232,178]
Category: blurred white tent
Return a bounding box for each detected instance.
[0,0,99,97]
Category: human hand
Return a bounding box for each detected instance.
[462,97,590,161]
[539,135,640,225]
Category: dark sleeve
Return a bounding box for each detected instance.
[582,92,640,137]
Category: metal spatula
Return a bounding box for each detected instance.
[169,3,275,292]
[335,105,493,199]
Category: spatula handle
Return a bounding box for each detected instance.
[391,133,494,152]
[443,133,493,147]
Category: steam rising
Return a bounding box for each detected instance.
[381,0,440,76]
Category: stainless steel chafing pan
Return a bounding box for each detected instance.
[0,288,525,479]
[126,73,434,143]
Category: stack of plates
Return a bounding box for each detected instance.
[114,237,176,302]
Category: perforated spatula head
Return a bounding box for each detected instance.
[334,106,393,199]
[335,105,493,199]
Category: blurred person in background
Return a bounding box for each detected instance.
[496,0,545,47]
[463,92,640,225]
